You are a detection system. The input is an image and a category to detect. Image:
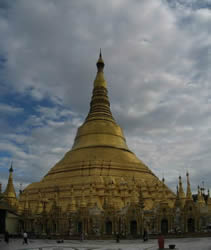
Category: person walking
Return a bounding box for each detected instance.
[23,232,28,244]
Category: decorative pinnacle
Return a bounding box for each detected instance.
[9,162,13,172]
[179,176,182,186]
[186,172,190,184]
[96,49,104,72]
[186,171,192,200]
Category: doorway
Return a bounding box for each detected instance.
[105,220,112,235]
[78,221,83,233]
[0,210,5,233]
[130,220,137,235]
[161,219,168,234]
[187,218,195,232]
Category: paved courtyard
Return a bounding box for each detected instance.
[0,237,211,250]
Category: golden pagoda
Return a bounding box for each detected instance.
[19,52,179,236]
[4,163,17,207]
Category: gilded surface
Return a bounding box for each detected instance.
[2,54,211,236]
[19,53,176,214]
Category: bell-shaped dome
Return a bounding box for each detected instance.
[22,52,175,211]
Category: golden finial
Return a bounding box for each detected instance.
[4,162,17,207]
[161,178,167,203]
[96,49,104,72]
[9,161,13,172]
[207,189,211,205]
[186,171,192,200]
[178,175,185,203]
[175,185,181,207]
[197,185,205,205]
[179,176,183,187]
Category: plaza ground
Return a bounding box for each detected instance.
[0,237,211,250]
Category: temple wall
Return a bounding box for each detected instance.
[5,211,19,234]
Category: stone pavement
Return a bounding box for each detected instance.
[0,237,211,250]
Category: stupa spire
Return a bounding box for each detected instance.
[85,51,115,123]
[178,176,185,199]
[9,162,13,173]
[71,52,131,152]
[186,172,192,200]
[178,176,186,207]
[96,49,104,72]
[197,185,205,205]
[207,189,211,206]
[4,162,17,206]
[161,177,167,203]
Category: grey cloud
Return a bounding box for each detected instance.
[1,0,211,193]
[0,103,23,113]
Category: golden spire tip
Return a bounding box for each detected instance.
[96,49,104,71]
[9,161,13,172]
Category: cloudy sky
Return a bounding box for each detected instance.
[0,0,211,195]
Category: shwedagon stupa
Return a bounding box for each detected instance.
[20,52,175,214]
[2,53,211,236]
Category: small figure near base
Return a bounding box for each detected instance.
[23,232,28,244]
